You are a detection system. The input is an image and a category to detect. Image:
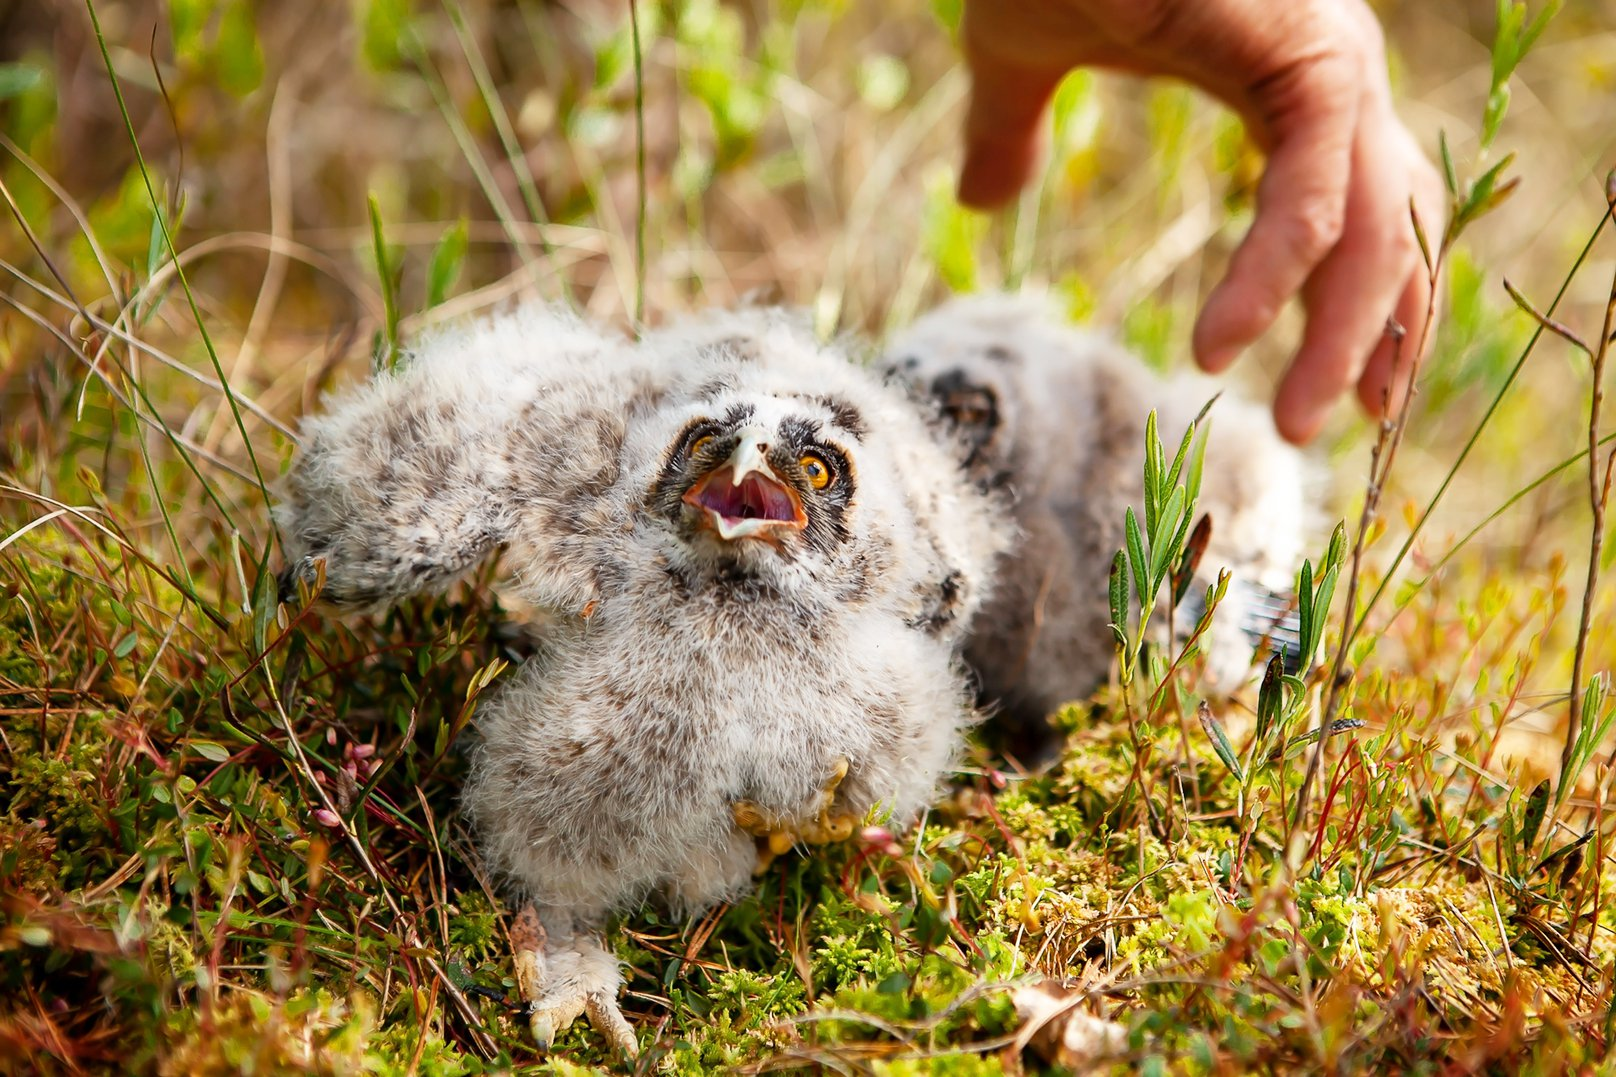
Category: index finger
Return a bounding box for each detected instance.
[957,51,1066,209]
[1191,52,1361,374]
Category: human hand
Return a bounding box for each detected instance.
[956,0,1446,444]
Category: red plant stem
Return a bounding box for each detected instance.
[1308,746,1364,865]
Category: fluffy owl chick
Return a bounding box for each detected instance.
[884,294,1312,758]
[276,304,1008,1056]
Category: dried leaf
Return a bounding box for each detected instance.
[1012,980,1129,1070]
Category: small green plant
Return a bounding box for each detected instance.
[1108,408,1209,690]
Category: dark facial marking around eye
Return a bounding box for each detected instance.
[717,402,756,429]
[779,416,823,452]
[926,369,1002,476]
[649,417,727,520]
[769,416,854,554]
[816,396,867,439]
[944,389,997,428]
[930,370,1000,431]
[673,418,724,461]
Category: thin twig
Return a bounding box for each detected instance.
[1560,180,1616,789]
[1293,207,1437,843]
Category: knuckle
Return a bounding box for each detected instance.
[1286,196,1346,258]
[1384,217,1418,265]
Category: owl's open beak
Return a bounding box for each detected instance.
[683,427,807,541]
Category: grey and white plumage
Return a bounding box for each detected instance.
[275,304,1009,1055]
[883,294,1313,759]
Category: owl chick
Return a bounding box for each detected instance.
[884,294,1313,759]
[275,304,1008,1056]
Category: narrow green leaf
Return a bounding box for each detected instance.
[193,741,231,763]
[1143,411,1162,534]
[1500,808,1523,879]
[251,562,278,655]
[1520,0,1562,56]
[1438,130,1459,197]
[1476,175,1522,219]
[277,629,308,709]
[1124,507,1149,605]
[1411,197,1434,277]
[1198,701,1244,783]
[1558,843,1586,890]
[1491,0,1525,86]
[1532,830,1593,878]
[1108,549,1128,633]
[1184,424,1208,507]
[426,219,469,308]
[1281,718,1366,760]
[1327,522,1347,569]
[1255,653,1284,745]
[1297,559,1316,665]
[1312,566,1340,651]
[145,200,168,283]
[368,193,401,372]
[1520,779,1550,854]
[1151,485,1186,585]
[1165,420,1195,494]
[1461,152,1518,225]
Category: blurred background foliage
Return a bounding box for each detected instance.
[3,1,1615,492]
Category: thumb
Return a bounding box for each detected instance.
[957,52,1064,209]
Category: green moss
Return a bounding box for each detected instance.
[446,891,502,964]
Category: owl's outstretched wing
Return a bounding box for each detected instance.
[275,306,654,614]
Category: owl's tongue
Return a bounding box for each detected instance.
[686,466,806,537]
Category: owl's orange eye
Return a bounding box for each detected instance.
[689,434,715,456]
[799,453,832,489]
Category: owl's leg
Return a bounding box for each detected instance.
[510,905,638,1059]
[732,757,861,873]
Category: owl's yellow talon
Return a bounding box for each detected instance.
[731,800,775,837]
[821,814,856,843]
[827,756,850,789]
[733,758,858,869]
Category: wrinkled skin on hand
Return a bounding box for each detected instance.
[957,0,1446,443]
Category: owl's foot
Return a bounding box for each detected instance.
[511,907,638,1059]
[732,757,861,873]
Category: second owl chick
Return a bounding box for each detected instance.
[885,295,1313,758]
